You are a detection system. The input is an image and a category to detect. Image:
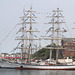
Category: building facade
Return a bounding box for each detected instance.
[62,38,75,58]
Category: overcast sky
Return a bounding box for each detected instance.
[0,0,75,53]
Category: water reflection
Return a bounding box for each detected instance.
[0,69,75,75]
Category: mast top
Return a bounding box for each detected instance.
[52,8,63,12]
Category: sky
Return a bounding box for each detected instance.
[0,0,75,53]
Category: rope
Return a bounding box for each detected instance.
[0,28,18,53]
[0,24,18,45]
[63,19,74,44]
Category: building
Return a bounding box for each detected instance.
[16,52,28,59]
[0,53,9,58]
[0,52,28,60]
[62,38,75,58]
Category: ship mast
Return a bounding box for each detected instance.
[44,8,66,64]
[15,8,28,62]
[15,6,40,64]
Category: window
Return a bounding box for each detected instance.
[72,47,74,50]
[69,47,71,50]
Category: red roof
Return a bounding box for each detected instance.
[2,57,21,59]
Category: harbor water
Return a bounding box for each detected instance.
[0,69,75,75]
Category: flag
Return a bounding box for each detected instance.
[34,35,37,38]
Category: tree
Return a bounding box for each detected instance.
[32,44,63,60]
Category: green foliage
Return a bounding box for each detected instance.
[32,48,49,60]
[32,44,63,60]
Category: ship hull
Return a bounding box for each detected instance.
[15,65,75,70]
[1,62,75,70]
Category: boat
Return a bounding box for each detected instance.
[16,65,75,70]
[1,7,75,70]
[15,7,75,70]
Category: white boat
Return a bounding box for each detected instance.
[15,7,75,70]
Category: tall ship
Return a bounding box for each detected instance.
[1,7,75,70]
[15,7,75,70]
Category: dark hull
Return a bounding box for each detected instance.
[0,67,15,69]
[16,67,75,70]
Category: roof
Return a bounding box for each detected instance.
[62,38,75,42]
